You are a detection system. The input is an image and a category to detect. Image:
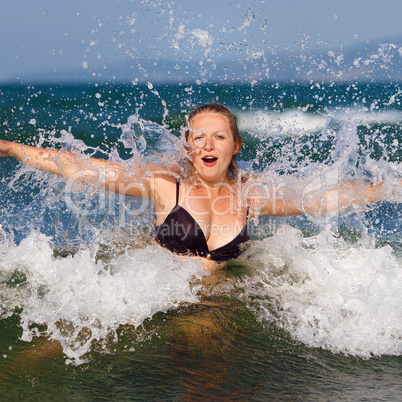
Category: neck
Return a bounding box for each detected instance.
[193,176,239,197]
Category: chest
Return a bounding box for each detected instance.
[179,186,245,242]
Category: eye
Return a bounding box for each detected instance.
[193,136,205,143]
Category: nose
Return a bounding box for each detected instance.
[203,137,214,151]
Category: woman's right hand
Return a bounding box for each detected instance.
[0,140,13,157]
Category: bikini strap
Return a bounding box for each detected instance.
[175,180,180,206]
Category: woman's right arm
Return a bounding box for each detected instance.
[0,139,160,198]
[0,140,64,174]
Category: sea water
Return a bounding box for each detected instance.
[0,81,401,399]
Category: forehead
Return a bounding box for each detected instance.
[189,113,230,132]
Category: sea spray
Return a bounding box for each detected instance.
[0,83,400,367]
[240,225,402,358]
[113,114,185,162]
[235,107,401,359]
[0,231,205,364]
[0,118,203,364]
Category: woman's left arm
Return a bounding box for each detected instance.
[246,176,399,217]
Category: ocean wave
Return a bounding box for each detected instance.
[241,225,402,358]
[0,232,205,364]
[237,108,402,136]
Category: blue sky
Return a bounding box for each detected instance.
[1,0,401,83]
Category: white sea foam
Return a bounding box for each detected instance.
[0,96,400,366]
[237,109,327,135]
[237,108,402,136]
[241,225,402,358]
[0,232,205,364]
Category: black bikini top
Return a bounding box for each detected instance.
[155,181,249,262]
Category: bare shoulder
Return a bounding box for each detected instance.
[151,171,180,210]
[240,173,269,200]
[144,160,181,176]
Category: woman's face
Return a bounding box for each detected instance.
[187,113,239,185]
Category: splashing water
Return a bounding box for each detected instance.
[241,225,401,359]
[0,79,401,367]
[1,2,402,399]
[0,231,205,364]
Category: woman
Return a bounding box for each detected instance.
[0,102,396,394]
[0,102,386,270]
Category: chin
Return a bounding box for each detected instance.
[202,174,225,184]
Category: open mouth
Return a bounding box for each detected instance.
[202,156,218,165]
